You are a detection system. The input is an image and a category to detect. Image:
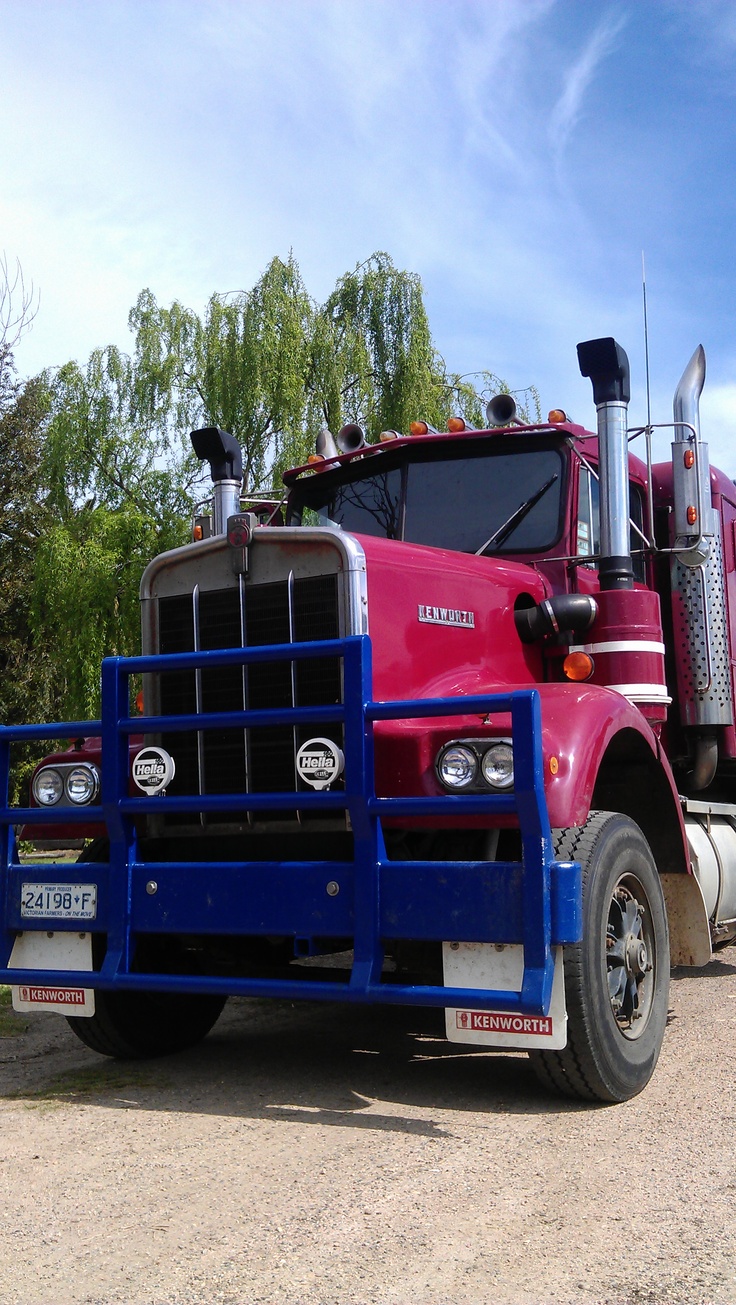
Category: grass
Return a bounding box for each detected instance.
[17,846,78,864]
[0,985,29,1037]
[6,1061,170,1104]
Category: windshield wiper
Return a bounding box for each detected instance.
[475,473,559,555]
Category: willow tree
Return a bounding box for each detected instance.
[0,359,51,724]
[33,347,196,719]
[129,253,315,492]
[31,250,534,719]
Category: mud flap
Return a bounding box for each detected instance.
[9,932,95,1016]
[443,942,567,1050]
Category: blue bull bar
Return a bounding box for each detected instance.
[0,636,581,1017]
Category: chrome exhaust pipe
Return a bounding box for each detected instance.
[672,345,711,561]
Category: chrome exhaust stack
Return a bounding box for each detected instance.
[669,345,733,785]
[672,345,712,565]
[577,337,634,591]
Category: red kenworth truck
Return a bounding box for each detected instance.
[2,335,735,1102]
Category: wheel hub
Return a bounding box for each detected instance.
[606,879,655,1037]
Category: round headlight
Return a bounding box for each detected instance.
[32,767,64,807]
[438,745,478,790]
[481,743,514,790]
[65,765,99,805]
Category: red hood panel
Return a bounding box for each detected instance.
[357,535,547,700]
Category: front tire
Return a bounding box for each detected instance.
[67,840,226,1058]
[530,811,670,1103]
[67,989,226,1059]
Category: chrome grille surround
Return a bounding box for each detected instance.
[139,529,368,834]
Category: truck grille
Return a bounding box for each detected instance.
[155,573,342,826]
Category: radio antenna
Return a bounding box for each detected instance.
[642,250,652,432]
[641,251,655,548]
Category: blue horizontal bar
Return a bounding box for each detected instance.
[6,859,579,946]
[108,638,351,675]
[369,794,516,817]
[0,721,102,743]
[367,694,514,720]
[126,858,528,942]
[3,805,105,824]
[119,792,348,815]
[118,703,345,734]
[0,966,547,1015]
[4,790,519,824]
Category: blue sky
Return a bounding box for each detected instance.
[3,0,736,473]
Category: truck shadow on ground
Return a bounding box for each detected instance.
[11,998,609,1129]
[671,957,736,979]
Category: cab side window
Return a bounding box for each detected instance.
[577,465,600,563]
[577,466,646,583]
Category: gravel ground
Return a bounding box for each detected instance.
[0,954,734,1305]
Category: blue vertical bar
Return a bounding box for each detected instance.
[343,636,383,990]
[100,657,135,977]
[0,728,13,967]
[512,690,554,1011]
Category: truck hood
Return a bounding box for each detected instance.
[356,534,548,701]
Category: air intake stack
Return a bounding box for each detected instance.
[577,337,669,724]
[577,337,633,591]
[190,426,243,536]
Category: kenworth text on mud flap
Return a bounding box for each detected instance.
[3,335,736,1103]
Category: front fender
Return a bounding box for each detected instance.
[538,682,689,874]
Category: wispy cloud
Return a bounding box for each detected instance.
[2,1,736,468]
[548,11,627,159]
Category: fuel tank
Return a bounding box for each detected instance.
[685,802,736,945]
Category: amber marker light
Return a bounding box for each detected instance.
[410,420,430,436]
[548,409,569,423]
[549,756,559,775]
[687,505,698,526]
[135,690,145,714]
[684,449,695,469]
[563,651,594,682]
[192,523,203,541]
[447,416,466,432]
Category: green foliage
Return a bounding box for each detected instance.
[129,253,315,492]
[0,354,53,723]
[319,252,445,436]
[31,506,185,720]
[3,249,532,734]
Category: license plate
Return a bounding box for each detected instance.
[20,883,97,921]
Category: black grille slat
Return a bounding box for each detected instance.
[158,595,198,812]
[154,572,342,823]
[198,589,247,795]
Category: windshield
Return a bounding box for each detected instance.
[288,439,567,554]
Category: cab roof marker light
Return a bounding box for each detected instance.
[409,420,438,436]
[548,408,570,424]
[447,416,466,433]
